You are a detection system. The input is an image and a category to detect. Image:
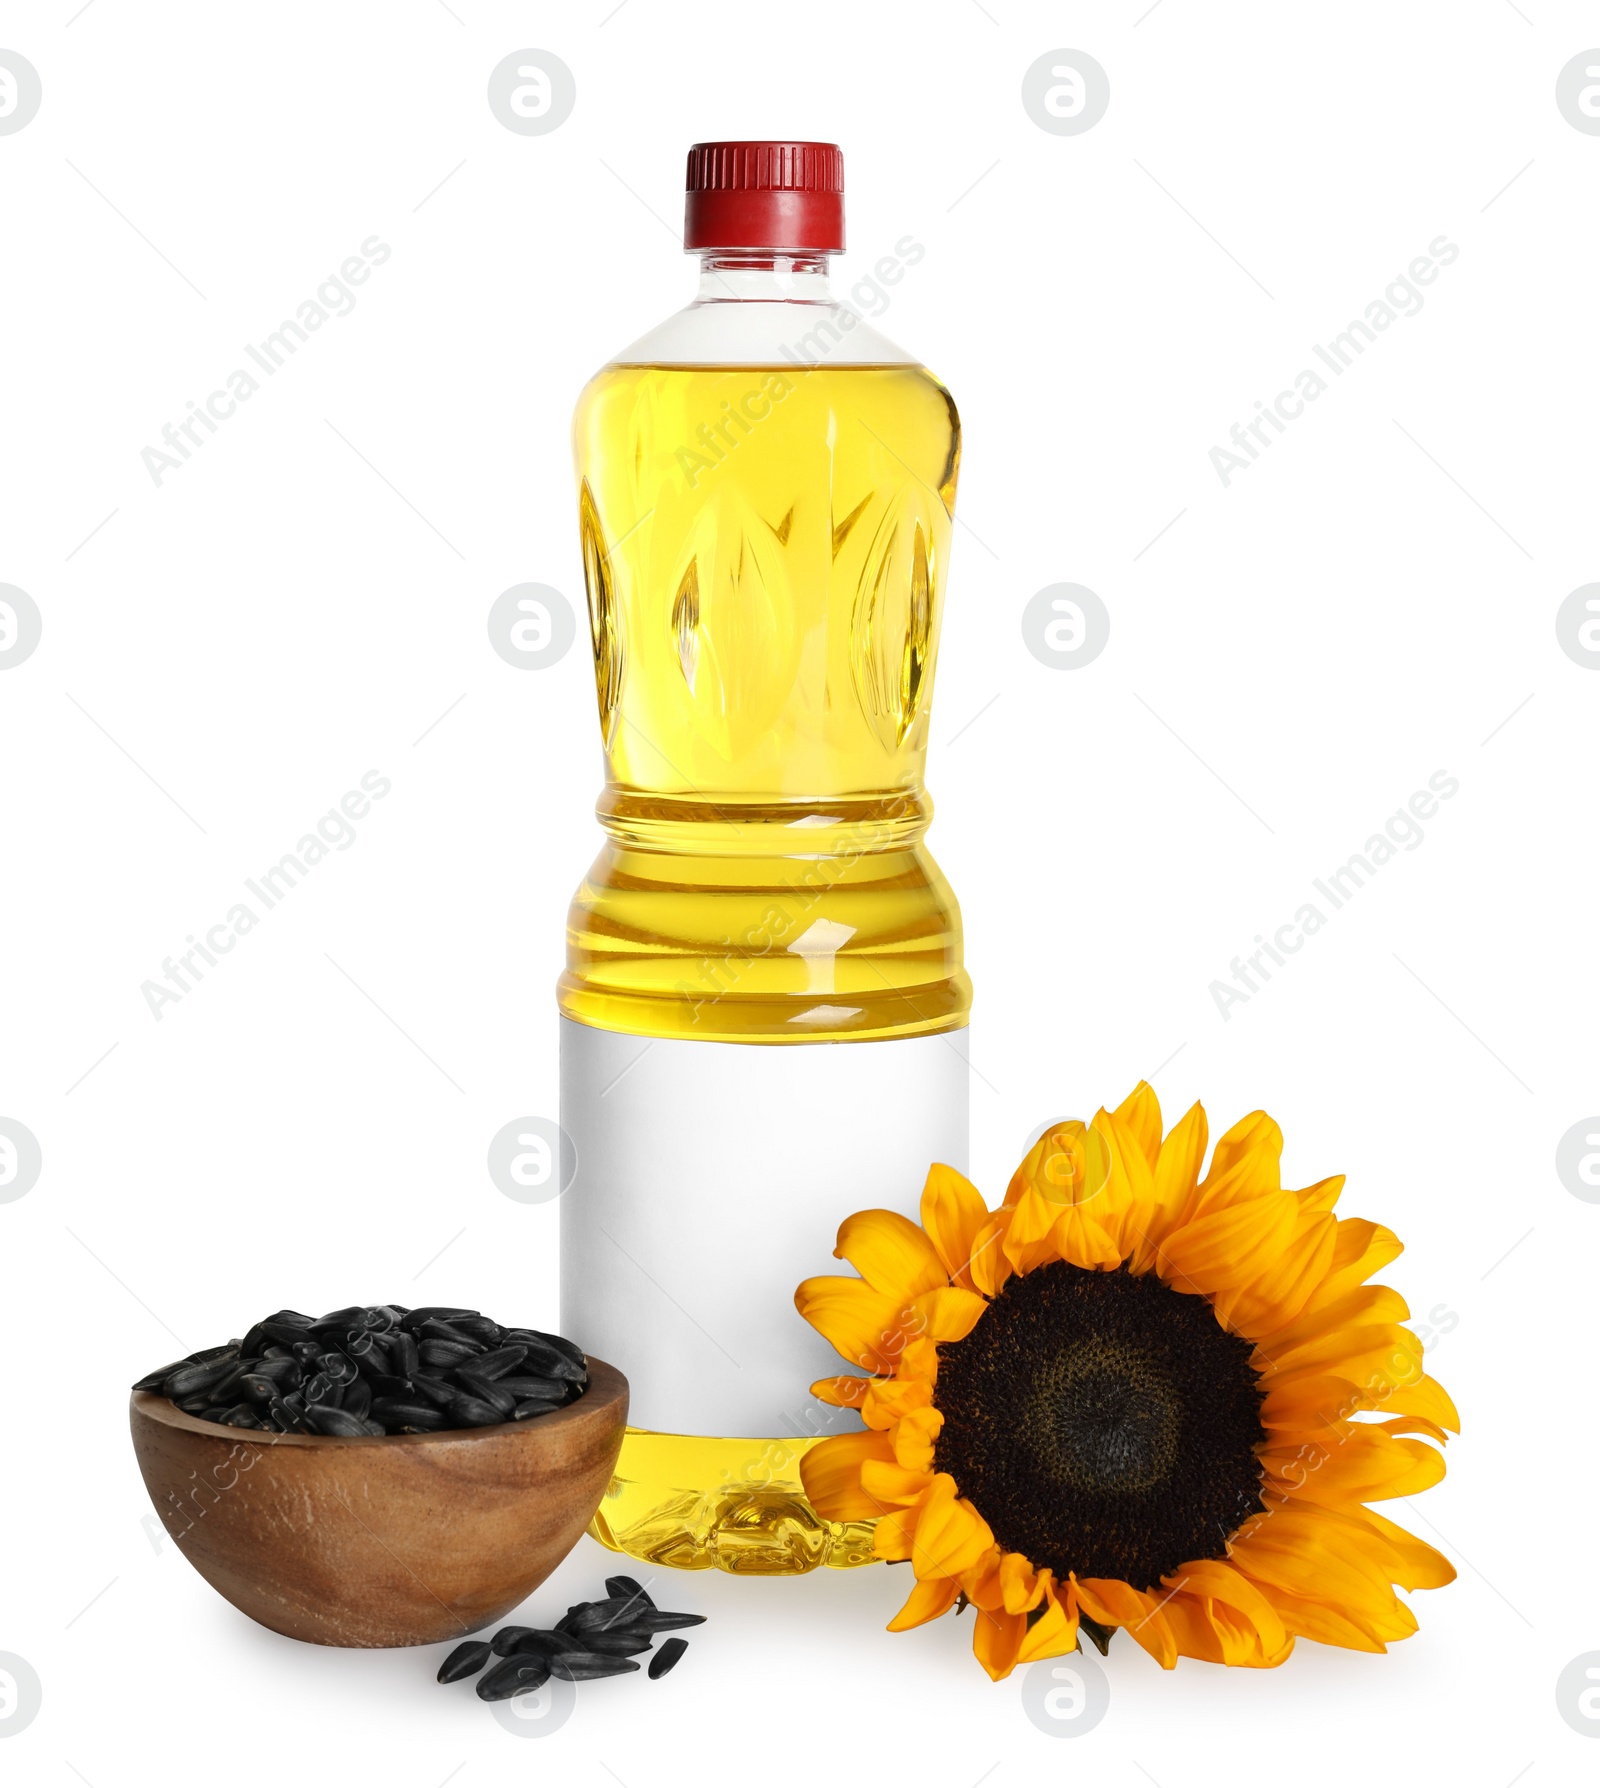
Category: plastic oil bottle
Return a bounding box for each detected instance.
[560,141,970,1573]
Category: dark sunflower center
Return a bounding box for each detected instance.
[932,1261,1266,1589]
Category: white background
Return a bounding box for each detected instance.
[1,1,1594,1782]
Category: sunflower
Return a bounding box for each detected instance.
[795,1082,1458,1678]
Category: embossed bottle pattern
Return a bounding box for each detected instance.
[562,361,970,1045]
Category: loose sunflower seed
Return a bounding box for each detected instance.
[437,1641,492,1683]
[477,1655,552,1701]
[548,1653,641,1682]
[648,1637,688,1680]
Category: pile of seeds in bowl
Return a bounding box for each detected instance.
[132,1305,588,1437]
[438,1577,702,1700]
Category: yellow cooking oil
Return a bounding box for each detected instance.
[589,1432,880,1574]
[565,361,970,1570]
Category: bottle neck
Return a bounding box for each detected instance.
[695,252,835,302]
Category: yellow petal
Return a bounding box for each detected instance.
[1373,1374,1460,1434]
[1005,1120,1117,1274]
[887,1573,961,1631]
[873,1505,920,1562]
[1298,1218,1403,1315]
[1191,1108,1283,1217]
[1213,1210,1337,1335]
[967,1217,1013,1297]
[1092,1103,1158,1262]
[1257,1585,1416,1651]
[1262,1424,1446,1506]
[834,1208,949,1301]
[1001,1183,1067,1273]
[1014,1583,1080,1665]
[797,1428,896,1522]
[794,1275,914,1375]
[891,1404,944,1472]
[1227,1501,1400,1611]
[1260,1370,1457,1436]
[1074,1577,1178,1668]
[898,1336,941,1385]
[1354,1507,1457,1590]
[1159,1191,1300,1297]
[910,1474,995,1580]
[1158,1591,1226,1664]
[1111,1080,1163,1170]
[860,1376,933,1429]
[919,1163,990,1289]
[860,1457,937,1506]
[1049,1205,1125,1272]
[1259,1320,1424,1389]
[1128,1101,1209,1270]
[1254,1283,1412,1357]
[1170,1557,1288,1661]
[971,1605,1028,1681]
[1293,1173,1345,1214]
[996,1550,1049,1615]
[810,1375,873,1408]
[911,1285,989,1344]
[1371,1413,1451,1446]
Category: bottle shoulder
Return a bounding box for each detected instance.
[599,297,924,372]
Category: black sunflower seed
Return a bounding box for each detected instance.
[468,1345,527,1380]
[263,1310,316,1331]
[488,1626,536,1656]
[303,1403,377,1438]
[629,1609,706,1633]
[444,1395,505,1428]
[548,1654,640,1682]
[477,1656,552,1701]
[578,1629,653,1656]
[604,1576,651,1605]
[163,1357,239,1400]
[137,1306,587,1438]
[312,1306,368,1333]
[437,1641,492,1683]
[451,1373,515,1417]
[569,1596,697,1634]
[450,1315,505,1345]
[512,1399,564,1420]
[506,1630,569,1658]
[408,1375,457,1408]
[134,1359,187,1393]
[648,1637,688,1680]
[260,1318,317,1346]
[496,1375,568,1401]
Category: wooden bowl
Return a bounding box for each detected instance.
[129,1357,627,1648]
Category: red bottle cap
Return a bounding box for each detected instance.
[684,141,844,252]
